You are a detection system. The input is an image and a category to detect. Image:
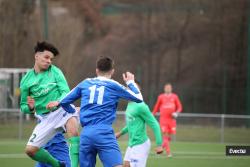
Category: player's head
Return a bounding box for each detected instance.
[96,56,114,78]
[34,41,59,71]
[164,83,172,94]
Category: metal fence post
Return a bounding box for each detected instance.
[18,110,23,140]
[220,114,225,143]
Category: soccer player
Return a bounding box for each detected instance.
[35,132,71,167]
[152,83,182,157]
[20,41,79,167]
[47,56,143,167]
[116,81,163,167]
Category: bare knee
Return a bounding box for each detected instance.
[66,117,79,137]
[25,146,39,157]
[123,161,130,167]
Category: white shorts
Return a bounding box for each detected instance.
[124,139,151,167]
[27,107,78,147]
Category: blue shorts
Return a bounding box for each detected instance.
[79,125,122,167]
[35,141,71,167]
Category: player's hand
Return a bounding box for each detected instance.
[172,112,178,119]
[123,72,135,82]
[115,132,122,139]
[75,107,80,112]
[46,101,59,110]
[155,146,164,154]
[27,96,35,111]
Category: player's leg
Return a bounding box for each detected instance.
[163,119,176,157]
[162,132,171,156]
[79,129,97,167]
[25,124,63,167]
[129,139,151,167]
[26,146,63,167]
[54,107,80,167]
[65,117,80,167]
[98,141,123,166]
[96,127,123,167]
[160,123,171,156]
[35,137,71,167]
[123,147,131,167]
[123,161,130,167]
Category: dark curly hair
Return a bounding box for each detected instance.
[34,41,59,56]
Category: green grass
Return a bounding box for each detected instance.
[0,121,250,166]
[0,140,249,167]
[1,121,250,143]
[176,125,250,143]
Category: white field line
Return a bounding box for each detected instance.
[0,154,26,158]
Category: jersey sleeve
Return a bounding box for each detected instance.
[54,68,70,101]
[152,95,162,115]
[60,84,82,113]
[140,104,162,146]
[20,78,32,114]
[175,95,183,113]
[116,80,143,103]
[120,126,128,136]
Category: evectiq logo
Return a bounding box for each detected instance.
[226,146,250,156]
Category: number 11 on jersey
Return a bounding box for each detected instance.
[88,85,105,104]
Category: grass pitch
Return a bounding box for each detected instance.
[0,140,249,167]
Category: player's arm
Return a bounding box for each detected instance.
[20,82,34,114]
[116,126,128,139]
[47,84,81,113]
[175,95,183,113]
[172,95,183,119]
[54,68,70,100]
[140,105,163,147]
[116,72,143,102]
[152,96,162,115]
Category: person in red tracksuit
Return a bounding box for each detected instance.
[152,83,182,157]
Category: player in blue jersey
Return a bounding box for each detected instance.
[35,132,71,167]
[47,56,143,167]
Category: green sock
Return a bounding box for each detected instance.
[31,148,60,167]
[68,136,80,167]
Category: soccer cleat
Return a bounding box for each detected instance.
[59,161,66,167]
[167,154,173,158]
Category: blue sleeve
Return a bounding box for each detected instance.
[116,80,143,103]
[60,84,82,113]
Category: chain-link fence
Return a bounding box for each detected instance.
[1,109,249,144]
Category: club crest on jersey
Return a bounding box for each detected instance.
[127,115,135,122]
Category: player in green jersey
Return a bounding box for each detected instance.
[116,81,163,167]
[20,41,79,167]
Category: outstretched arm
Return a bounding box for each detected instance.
[117,72,143,102]
[115,126,128,139]
[47,84,81,113]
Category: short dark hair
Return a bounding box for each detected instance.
[96,56,114,72]
[34,41,59,56]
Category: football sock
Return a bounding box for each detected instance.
[31,148,60,167]
[163,136,171,155]
[68,136,80,167]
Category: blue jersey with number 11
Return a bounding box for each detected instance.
[60,76,143,127]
